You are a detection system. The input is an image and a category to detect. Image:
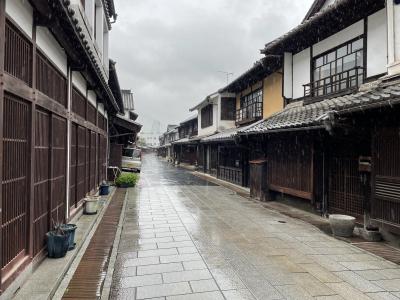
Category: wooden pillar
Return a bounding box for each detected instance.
[28,14,37,258]
[0,0,6,287]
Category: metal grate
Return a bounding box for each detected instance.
[353,242,400,265]
[62,189,126,299]
[5,21,32,86]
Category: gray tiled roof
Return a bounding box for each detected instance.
[240,78,400,135]
[202,122,262,142]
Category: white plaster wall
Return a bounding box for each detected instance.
[313,20,364,56]
[283,52,293,99]
[36,27,68,76]
[5,0,33,38]
[367,9,388,77]
[292,48,311,99]
[98,103,105,116]
[72,72,87,95]
[88,90,97,107]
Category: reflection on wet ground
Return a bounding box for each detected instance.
[110,153,400,300]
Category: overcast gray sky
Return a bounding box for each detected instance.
[110,0,314,133]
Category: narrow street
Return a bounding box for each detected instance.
[110,154,400,300]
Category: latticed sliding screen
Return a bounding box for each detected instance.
[36,51,67,107]
[4,21,32,86]
[33,109,51,256]
[1,94,30,269]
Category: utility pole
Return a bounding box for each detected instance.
[218,71,234,85]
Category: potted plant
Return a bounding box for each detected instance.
[115,173,139,188]
[46,223,69,258]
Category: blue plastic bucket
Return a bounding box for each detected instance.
[99,184,110,196]
[60,224,77,250]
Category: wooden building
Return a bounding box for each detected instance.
[0,0,128,293]
[172,115,198,165]
[241,0,400,235]
[192,57,284,187]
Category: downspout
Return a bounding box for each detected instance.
[65,66,72,220]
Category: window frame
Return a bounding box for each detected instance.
[201,104,214,129]
[221,97,236,121]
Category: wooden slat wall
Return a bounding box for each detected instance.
[70,123,77,209]
[372,128,400,226]
[1,94,29,270]
[267,134,313,200]
[77,126,86,203]
[72,88,86,120]
[4,21,32,86]
[33,109,50,256]
[50,115,67,224]
[0,13,111,290]
[36,51,67,107]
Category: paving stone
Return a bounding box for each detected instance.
[275,284,314,299]
[301,263,342,283]
[163,269,212,283]
[333,271,384,292]
[157,241,195,249]
[178,246,198,254]
[160,253,202,263]
[125,257,160,267]
[137,263,184,275]
[326,282,374,300]
[136,282,191,299]
[366,292,400,300]
[189,279,219,293]
[183,260,208,271]
[292,273,336,297]
[138,248,178,258]
[139,237,174,244]
[222,289,257,300]
[120,274,163,288]
[339,261,398,271]
[166,291,225,300]
[373,279,400,291]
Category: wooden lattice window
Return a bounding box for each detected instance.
[201,104,213,128]
[72,88,87,119]
[5,20,33,86]
[36,51,67,107]
[221,98,236,121]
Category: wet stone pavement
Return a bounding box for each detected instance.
[110,154,400,300]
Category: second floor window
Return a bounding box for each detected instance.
[236,89,263,124]
[308,36,365,97]
[221,98,236,121]
[201,104,213,128]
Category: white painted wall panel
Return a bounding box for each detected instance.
[313,20,364,56]
[5,0,33,38]
[72,72,87,95]
[283,52,293,99]
[98,103,105,116]
[367,9,388,77]
[36,27,68,76]
[292,48,310,99]
[88,90,97,107]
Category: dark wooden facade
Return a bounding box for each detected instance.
[0,7,110,292]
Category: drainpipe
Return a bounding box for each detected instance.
[65,66,72,220]
[387,0,400,75]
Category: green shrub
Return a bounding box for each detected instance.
[115,172,139,187]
